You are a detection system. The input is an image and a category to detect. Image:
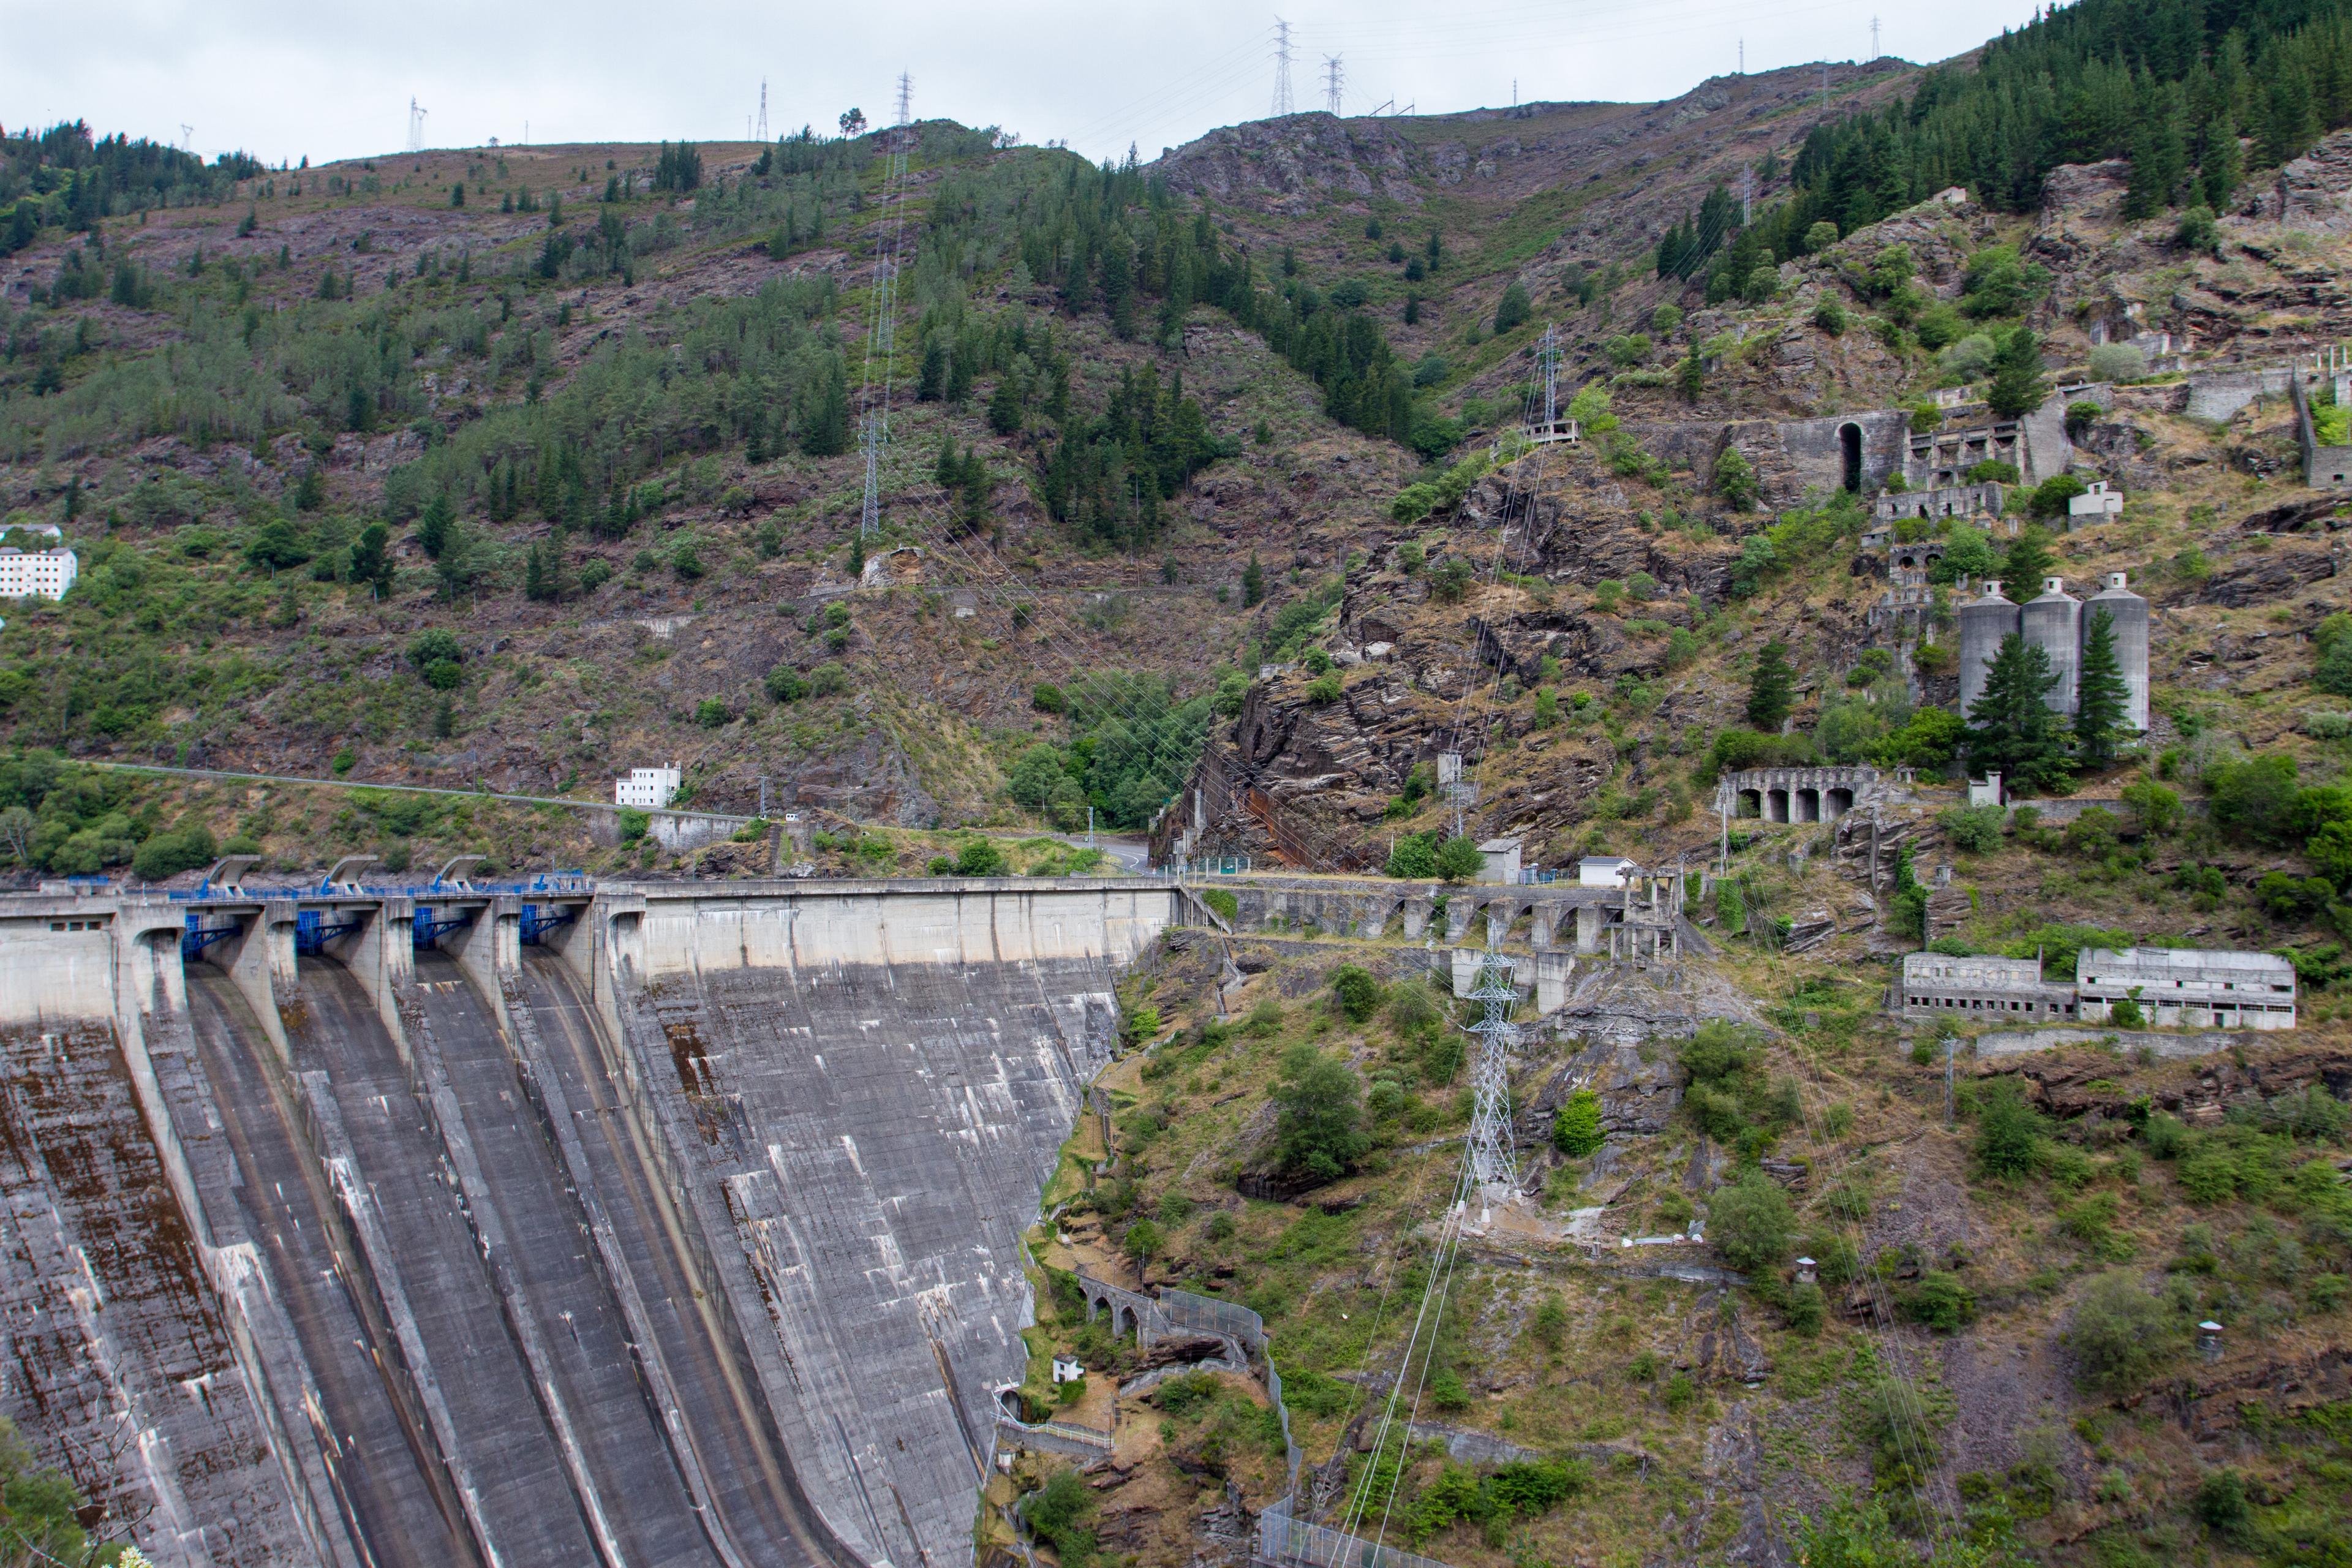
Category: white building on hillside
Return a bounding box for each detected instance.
[2075,946,2297,1030]
[616,764,682,810]
[0,546,78,601]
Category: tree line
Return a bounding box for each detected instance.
[1659,0,2352,290]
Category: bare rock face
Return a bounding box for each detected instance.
[1155,115,1422,215]
[2038,159,2133,224]
[2257,128,2352,230]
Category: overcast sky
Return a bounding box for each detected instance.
[4,0,2043,169]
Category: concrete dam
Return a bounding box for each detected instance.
[0,875,1175,1568]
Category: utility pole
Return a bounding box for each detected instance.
[1323,55,1344,116]
[180,124,194,154]
[1272,18,1295,118]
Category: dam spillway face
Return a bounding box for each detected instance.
[0,879,1173,1568]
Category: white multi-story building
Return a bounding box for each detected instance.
[615,764,682,810]
[0,546,78,601]
[2076,947,2297,1031]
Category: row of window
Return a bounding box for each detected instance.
[47,919,105,932]
[1905,994,2076,1014]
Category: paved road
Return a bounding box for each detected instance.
[73,760,749,823]
[80,760,1162,873]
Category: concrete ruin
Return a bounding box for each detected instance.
[0,876,1171,1568]
[1716,766,1883,826]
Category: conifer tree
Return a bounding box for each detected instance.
[350,522,394,597]
[1242,554,1265,607]
[2124,100,2188,219]
[1985,328,2048,418]
[1967,633,2070,788]
[2073,608,2131,771]
[987,371,1024,436]
[801,361,850,456]
[1677,341,1705,404]
[1746,640,1794,732]
[1999,526,2056,589]
[415,491,454,559]
[2199,117,2242,212]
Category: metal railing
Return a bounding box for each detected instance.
[1256,1502,1456,1568]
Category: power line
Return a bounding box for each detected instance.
[1272,17,1295,117]
[1322,54,1344,115]
[857,74,914,540]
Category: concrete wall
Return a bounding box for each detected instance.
[596,878,1178,1568]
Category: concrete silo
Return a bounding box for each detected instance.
[1958,579,2022,718]
[2082,571,2150,731]
[2021,576,2082,714]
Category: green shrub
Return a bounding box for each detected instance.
[2065,1272,2181,1393]
[695,698,730,727]
[1304,674,1342,704]
[1433,835,1483,882]
[1273,1044,1368,1183]
[1904,1270,1977,1332]
[764,665,808,702]
[808,664,850,697]
[1200,887,1238,923]
[1552,1089,1604,1157]
[1708,1171,1793,1272]
[616,807,650,843]
[1975,1078,2045,1180]
[1330,965,1384,1022]
[132,824,216,883]
[952,838,1006,876]
[1940,804,2005,853]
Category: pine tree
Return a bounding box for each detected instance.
[987,371,1025,436]
[2073,608,2131,771]
[936,437,959,488]
[450,183,465,208]
[1967,633,2071,788]
[350,522,394,597]
[801,361,850,456]
[2123,98,2188,219]
[1746,640,1795,732]
[1985,327,2048,418]
[2200,118,2243,212]
[916,339,947,401]
[416,491,454,559]
[1242,554,1265,608]
[2000,526,2056,589]
[1678,341,1705,404]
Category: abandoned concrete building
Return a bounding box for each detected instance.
[1870,481,2008,526]
[1898,946,2296,1030]
[1898,953,2081,1021]
[2076,946,2299,1030]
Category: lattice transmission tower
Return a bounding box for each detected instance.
[1322,55,1344,115]
[407,99,427,154]
[756,78,769,142]
[857,74,914,540]
[1464,948,1520,1205]
[1272,18,1295,116]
